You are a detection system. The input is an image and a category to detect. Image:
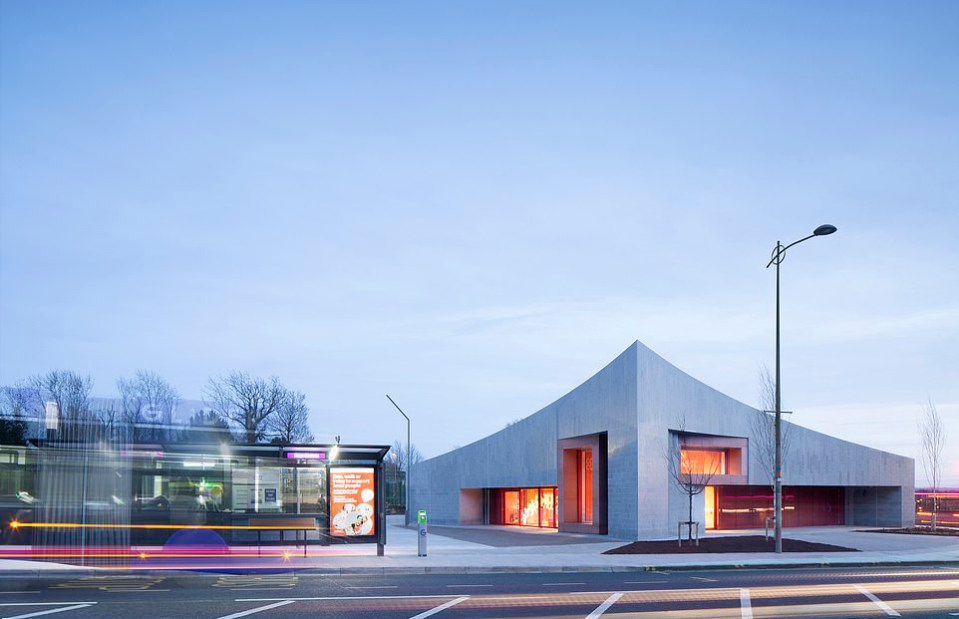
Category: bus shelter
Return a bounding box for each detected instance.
[1,441,391,561]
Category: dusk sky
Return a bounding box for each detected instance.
[1,1,956,484]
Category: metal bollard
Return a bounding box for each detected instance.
[417,509,428,557]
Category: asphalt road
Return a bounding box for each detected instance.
[0,566,957,618]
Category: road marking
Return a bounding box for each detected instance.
[215,576,297,589]
[54,576,165,592]
[623,581,667,585]
[0,594,39,596]
[690,576,718,582]
[740,588,753,619]
[345,586,399,589]
[543,582,586,586]
[854,584,901,617]
[408,596,468,619]
[2,605,92,619]
[446,584,491,588]
[585,592,622,619]
[216,600,296,619]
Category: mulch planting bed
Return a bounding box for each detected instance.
[604,535,859,554]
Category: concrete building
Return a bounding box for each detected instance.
[411,341,914,540]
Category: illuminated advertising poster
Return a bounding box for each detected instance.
[330,467,375,536]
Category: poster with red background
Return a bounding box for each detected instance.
[330,467,375,536]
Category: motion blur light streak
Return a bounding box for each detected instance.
[8,522,312,530]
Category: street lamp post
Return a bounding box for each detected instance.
[766,224,837,554]
[386,395,412,527]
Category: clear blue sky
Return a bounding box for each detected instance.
[1,1,956,484]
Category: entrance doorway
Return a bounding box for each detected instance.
[558,432,607,535]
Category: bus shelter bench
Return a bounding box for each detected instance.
[247,517,317,556]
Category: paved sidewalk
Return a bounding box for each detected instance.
[2,516,957,575]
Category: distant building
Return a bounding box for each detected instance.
[411,341,914,540]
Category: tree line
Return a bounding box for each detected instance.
[0,369,314,445]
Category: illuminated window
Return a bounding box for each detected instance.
[492,488,556,527]
[577,449,593,524]
[504,490,520,524]
[520,488,540,526]
[680,449,726,475]
[540,488,555,527]
[704,486,716,529]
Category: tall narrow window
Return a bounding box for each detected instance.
[540,488,555,527]
[520,488,539,526]
[504,490,520,525]
[577,449,593,524]
[704,486,716,529]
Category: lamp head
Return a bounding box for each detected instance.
[813,224,837,236]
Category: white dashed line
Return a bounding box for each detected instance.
[542,582,586,586]
[215,600,296,619]
[407,596,469,619]
[740,588,753,619]
[445,584,492,587]
[585,592,622,619]
[854,584,901,617]
[690,576,718,582]
[345,586,399,589]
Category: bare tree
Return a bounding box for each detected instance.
[269,390,314,444]
[179,409,236,444]
[665,417,723,543]
[29,371,94,441]
[93,399,121,442]
[385,440,424,514]
[117,370,180,442]
[0,386,32,443]
[206,372,286,443]
[386,440,424,472]
[751,365,792,489]
[918,398,947,529]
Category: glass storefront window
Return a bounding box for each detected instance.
[490,487,556,528]
[520,488,539,526]
[504,490,520,524]
[539,488,555,527]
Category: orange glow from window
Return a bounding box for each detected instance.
[578,449,593,525]
[680,449,726,475]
